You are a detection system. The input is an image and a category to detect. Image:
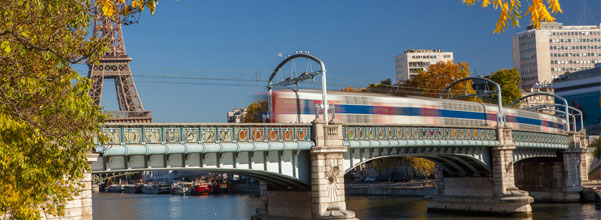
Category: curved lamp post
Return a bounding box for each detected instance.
[267,53,329,123]
[439,77,504,127]
[510,93,570,132]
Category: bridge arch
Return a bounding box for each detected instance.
[513,148,561,163]
[343,153,492,177]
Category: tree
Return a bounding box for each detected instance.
[462,0,562,33]
[401,61,476,99]
[367,78,392,94]
[406,157,436,182]
[341,86,366,93]
[489,69,522,106]
[243,100,268,122]
[0,0,155,219]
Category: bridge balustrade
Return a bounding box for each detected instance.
[100,123,312,144]
[343,124,498,146]
[512,130,568,148]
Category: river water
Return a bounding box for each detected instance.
[93,193,601,220]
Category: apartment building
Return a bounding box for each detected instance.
[394,49,453,83]
[512,22,601,89]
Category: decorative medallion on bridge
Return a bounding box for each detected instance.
[145,128,160,143]
[252,127,264,141]
[396,127,403,139]
[367,127,375,139]
[124,128,141,143]
[386,127,394,139]
[376,127,385,139]
[296,128,307,140]
[237,128,249,142]
[413,127,419,139]
[202,127,216,142]
[164,128,180,143]
[267,128,279,141]
[346,127,355,140]
[184,128,198,143]
[357,127,365,139]
[103,128,120,144]
[219,127,232,142]
[282,127,294,141]
[87,13,151,123]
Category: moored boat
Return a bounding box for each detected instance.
[172,182,193,196]
[123,184,142,194]
[106,184,123,193]
[142,183,171,194]
[212,182,229,194]
[190,182,212,195]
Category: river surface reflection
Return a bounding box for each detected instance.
[92,193,601,220]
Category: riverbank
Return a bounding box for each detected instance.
[345,181,436,196]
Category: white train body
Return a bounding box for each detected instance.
[272,89,565,134]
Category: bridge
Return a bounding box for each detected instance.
[89,119,589,219]
[72,15,592,220]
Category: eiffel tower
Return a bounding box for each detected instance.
[87,15,151,123]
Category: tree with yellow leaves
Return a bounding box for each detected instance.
[0,0,156,219]
[401,61,476,99]
[463,0,562,33]
[243,100,268,122]
[341,86,367,93]
[406,157,436,183]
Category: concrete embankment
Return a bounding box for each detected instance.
[345,182,436,196]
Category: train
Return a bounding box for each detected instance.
[271,89,566,134]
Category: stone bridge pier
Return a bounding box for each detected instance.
[427,127,534,215]
[514,132,589,202]
[253,119,356,220]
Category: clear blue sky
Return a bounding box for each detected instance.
[74,0,600,123]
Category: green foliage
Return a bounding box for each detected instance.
[0,0,164,218]
[243,100,268,123]
[367,78,392,94]
[489,68,522,106]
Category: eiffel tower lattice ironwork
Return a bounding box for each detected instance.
[87,15,151,123]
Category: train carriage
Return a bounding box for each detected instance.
[271,89,565,134]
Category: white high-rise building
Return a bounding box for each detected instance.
[394,49,454,84]
[512,22,601,89]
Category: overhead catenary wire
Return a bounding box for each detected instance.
[74,64,486,97]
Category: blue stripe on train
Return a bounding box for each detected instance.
[325,104,564,130]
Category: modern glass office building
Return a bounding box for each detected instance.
[553,64,601,134]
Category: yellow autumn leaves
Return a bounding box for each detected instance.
[95,0,157,17]
[93,1,562,33]
[464,0,562,33]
